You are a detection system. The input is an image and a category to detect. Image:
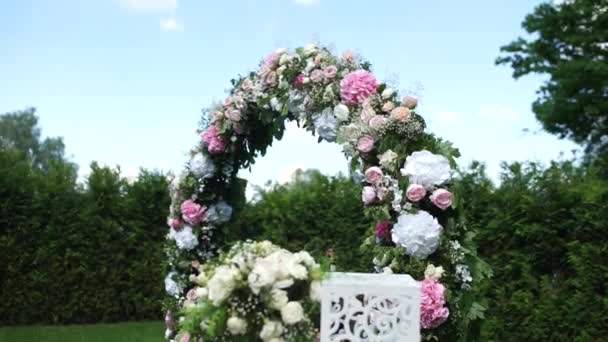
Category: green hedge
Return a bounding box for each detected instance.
[225,169,375,272]
[0,149,170,324]
[460,161,608,341]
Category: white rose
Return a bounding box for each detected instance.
[227,316,248,335]
[309,281,321,302]
[260,320,284,341]
[381,87,395,99]
[294,251,315,267]
[288,263,308,280]
[334,103,350,121]
[278,53,290,65]
[281,301,304,325]
[275,47,287,55]
[303,43,317,56]
[269,289,288,310]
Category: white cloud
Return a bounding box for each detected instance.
[118,0,178,12]
[160,16,184,31]
[294,0,319,6]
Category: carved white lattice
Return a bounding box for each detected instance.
[320,272,420,342]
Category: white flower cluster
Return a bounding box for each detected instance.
[391,211,442,258]
[449,240,465,262]
[455,264,473,289]
[189,152,215,179]
[177,241,321,341]
[169,226,199,250]
[164,272,181,297]
[401,150,451,189]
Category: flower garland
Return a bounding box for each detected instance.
[164,43,490,341]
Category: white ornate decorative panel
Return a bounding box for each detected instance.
[321,272,420,342]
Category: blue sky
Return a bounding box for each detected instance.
[0,0,577,192]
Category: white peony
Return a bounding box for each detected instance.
[227,316,248,335]
[164,272,181,296]
[334,103,350,121]
[424,264,445,281]
[391,211,442,258]
[269,288,289,310]
[190,152,215,179]
[279,53,291,66]
[294,251,315,267]
[281,301,304,325]
[400,150,452,189]
[248,259,277,294]
[309,280,321,302]
[174,226,198,250]
[207,265,239,306]
[288,263,308,280]
[260,320,284,341]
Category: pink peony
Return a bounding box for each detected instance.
[406,184,427,202]
[357,135,374,153]
[365,166,383,185]
[374,220,391,241]
[420,279,450,329]
[402,96,418,109]
[310,69,324,82]
[293,73,304,88]
[430,189,453,210]
[390,107,411,122]
[361,186,376,205]
[324,65,338,78]
[180,199,206,225]
[368,115,388,134]
[340,70,378,105]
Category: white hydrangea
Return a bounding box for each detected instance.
[174,226,198,250]
[313,108,338,142]
[400,150,452,189]
[189,152,215,179]
[164,272,181,296]
[280,301,304,325]
[205,201,233,224]
[391,211,442,258]
[227,316,248,335]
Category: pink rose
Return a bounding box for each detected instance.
[430,189,453,210]
[357,135,374,153]
[382,101,395,112]
[360,103,376,123]
[324,65,338,78]
[293,73,304,88]
[374,220,391,241]
[368,115,388,134]
[165,311,174,330]
[226,109,241,122]
[232,95,245,109]
[340,70,378,105]
[390,107,411,122]
[420,279,449,329]
[265,71,277,85]
[180,199,206,225]
[170,218,181,230]
[406,184,426,202]
[365,166,383,185]
[342,50,354,62]
[310,69,324,82]
[402,96,418,109]
[361,186,376,205]
[241,78,253,91]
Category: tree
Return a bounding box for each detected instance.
[496,0,608,156]
[0,108,69,170]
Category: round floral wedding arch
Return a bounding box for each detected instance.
[164,44,490,341]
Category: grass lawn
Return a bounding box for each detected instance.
[0,321,164,342]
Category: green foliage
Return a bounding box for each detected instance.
[496,0,608,156]
[460,160,608,341]
[224,169,375,272]
[0,109,170,325]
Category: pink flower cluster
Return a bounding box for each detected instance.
[201,126,226,155]
[420,278,450,329]
[180,199,206,225]
[340,70,378,105]
[374,220,391,241]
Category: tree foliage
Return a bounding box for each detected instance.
[496,0,608,156]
